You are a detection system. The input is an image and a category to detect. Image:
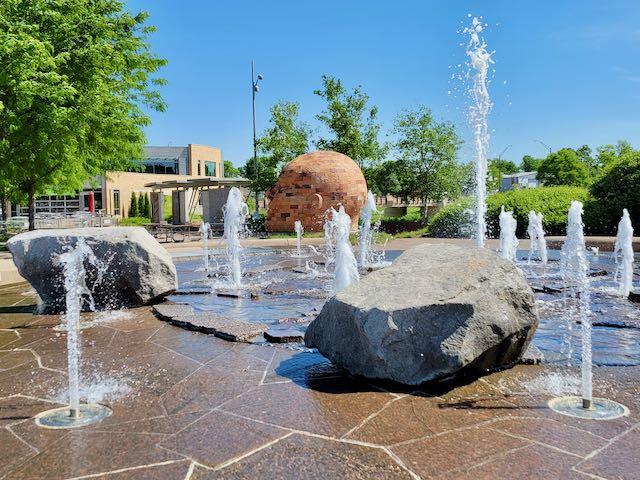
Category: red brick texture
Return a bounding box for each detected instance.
[265,151,368,232]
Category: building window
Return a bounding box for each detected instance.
[205,161,216,177]
[197,160,201,176]
[128,158,180,175]
[113,190,121,215]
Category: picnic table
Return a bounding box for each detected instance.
[146,223,198,242]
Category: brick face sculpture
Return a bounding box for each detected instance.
[265,151,368,232]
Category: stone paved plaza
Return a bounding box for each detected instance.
[0,281,638,479]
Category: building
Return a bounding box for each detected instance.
[10,144,224,218]
[499,171,540,192]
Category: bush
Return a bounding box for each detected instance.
[486,186,590,237]
[428,187,591,238]
[246,212,266,235]
[428,197,475,238]
[586,152,640,235]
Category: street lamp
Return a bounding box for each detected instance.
[251,60,263,218]
[535,139,552,155]
[497,145,512,160]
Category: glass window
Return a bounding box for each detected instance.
[205,161,216,177]
[197,161,201,176]
[113,190,121,215]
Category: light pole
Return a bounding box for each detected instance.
[535,139,552,155]
[251,60,263,218]
[498,145,512,160]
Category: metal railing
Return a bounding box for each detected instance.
[0,213,119,237]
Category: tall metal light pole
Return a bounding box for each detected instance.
[535,139,552,155]
[251,60,263,217]
[498,145,512,161]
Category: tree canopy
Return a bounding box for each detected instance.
[391,106,462,216]
[314,75,386,167]
[223,160,241,178]
[0,0,166,228]
[537,148,590,187]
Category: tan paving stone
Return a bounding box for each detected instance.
[220,378,394,437]
[5,431,183,480]
[160,410,288,468]
[193,433,414,480]
[576,424,640,480]
[391,424,530,478]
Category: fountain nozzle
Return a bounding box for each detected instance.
[582,398,593,410]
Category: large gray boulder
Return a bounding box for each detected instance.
[8,227,177,312]
[305,243,538,385]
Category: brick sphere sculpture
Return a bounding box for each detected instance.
[265,151,368,232]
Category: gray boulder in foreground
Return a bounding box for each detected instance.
[8,227,177,312]
[305,243,538,385]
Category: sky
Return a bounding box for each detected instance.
[124,0,640,168]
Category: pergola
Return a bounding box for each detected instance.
[144,177,250,225]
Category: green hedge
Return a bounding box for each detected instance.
[428,186,591,238]
[585,152,640,235]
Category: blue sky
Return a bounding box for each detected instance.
[125,0,640,168]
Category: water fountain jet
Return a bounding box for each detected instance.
[199,222,211,272]
[614,209,635,298]
[527,211,548,264]
[223,188,248,288]
[548,201,629,420]
[330,206,359,292]
[498,206,518,262]
[465,16,493,247]
[36,239,112,428]
[294,220,304,257]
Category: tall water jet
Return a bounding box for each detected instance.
[294,220,304,257]
[223,187,248,287]
[323,207,337,270]
[614,209,634,297]
[498,206,518,262]
[549,201,628,420]
[358,191,377,267]
[562,201,592,408]
[527,210,548,264]
[199,222,211,272]
[465,16,493,247]
[331,206,360,292]
[36,239,112,428]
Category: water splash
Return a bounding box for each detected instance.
[329,206,360,293]
[358,191,388,268]
[57,238,103,417]
[323,207,337,272]
[614,209,635,297]
[223,187,248,287]
[527,210,548,264]
[560,201,592,406]
[465,16,494,247]
[498,206,518,262]
[199,222,211,272]
[294,220,304,257]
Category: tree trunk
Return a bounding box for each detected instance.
[28,183,35,231]
[422,198,429,221]
[0,193,8,222]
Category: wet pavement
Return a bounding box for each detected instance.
[0,282,639,479]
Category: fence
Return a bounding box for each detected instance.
[0,213,119,237]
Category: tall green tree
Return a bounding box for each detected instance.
[223,160,241,178]
[258,100,310,172]
[392,106,462,218]
[129,192,139,217]
[0,0,166,229]
[314,75,386,167]
[537,148,590,187]
[521,155,543,172]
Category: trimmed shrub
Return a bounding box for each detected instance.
[129,192,138,217]
[428,197,475,238]
[486,186,590,238]
[428,187,591,238]
[586,152,640,235]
